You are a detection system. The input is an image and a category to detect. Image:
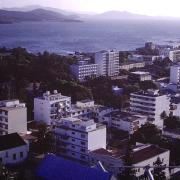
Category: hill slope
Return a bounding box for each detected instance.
[0,9,81,24]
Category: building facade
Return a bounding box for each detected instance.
[71,61,98,81]
[54,117,106,162]
[0,100,27,135]
[170,63,180,84]
[95,50,119,77]
[169,50,180,62]
[130,90,170,129]
[34,90,71,125]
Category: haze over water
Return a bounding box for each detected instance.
[1,20,180,53]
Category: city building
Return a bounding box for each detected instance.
[169,50,180,62]
[103,111,147,134]
[37,154,115,180]
[119,61,145,71]
[0,99,27,135]
[170,63,180,84]
[34,90,71,125]
[0,133,29,165]
[89,143,170,178]
[130,89,170,129]
[95,50,119,77]
[54,117,106,162]
[129,71,152,82]
[70,61,98,81]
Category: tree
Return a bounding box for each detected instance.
[160,111,167,120]
[131,124,162,144]
[153,157,166,180]
[118,143,136,180]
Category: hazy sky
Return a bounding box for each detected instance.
[1,0,180,17]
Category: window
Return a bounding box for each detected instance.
[81,148,85,152]
[20,152,23,158]
[81,141,85,145]
[13,154,16,160]
[0,157,2,162]
[5,152,8,158]
[80,155,85,159]
[81,134,85,138]
[71,132,75,135]
[71,145,75,149]
[72,139,75,142]
[72,152,75,156]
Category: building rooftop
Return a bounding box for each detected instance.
[37,154,112,180]
[132,145,168,164]
[0,133,27,151]
[105,111,146,122]
[78,99,94,103]
[131,71,150,75]
[131,89,162,97]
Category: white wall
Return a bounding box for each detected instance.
[0,145,28,165]
[88,127,106,151]
[8,108,27,134]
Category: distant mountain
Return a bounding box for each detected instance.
[0,8,81,24]
[91,11,152,20]
[2,5,94,20]
[89,11,180,21]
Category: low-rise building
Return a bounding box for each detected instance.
[34,90,71,125]
[129,71,152,82]
[0,133,29,165]
[130,89,170,129]
[89,143,170,178]
[103,111,147,134]
[119,61,145,71]
[71,61,98,82]
[54,117,106,162]
[0,99,27,135]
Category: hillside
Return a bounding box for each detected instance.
[0,9,81,24]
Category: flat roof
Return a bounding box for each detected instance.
[0,106,25,111]
[131,71,150,75]
[105,111,146,122]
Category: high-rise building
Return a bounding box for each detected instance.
[34,90,71,125]
[130,89,170,129]
[54,117,106,162]
[95,50,119,76]
[0,100,27,135]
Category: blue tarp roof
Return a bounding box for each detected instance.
[37,154,112,180]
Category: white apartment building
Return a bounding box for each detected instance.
[89,143,170,178]
[130,89,170,129]
[34,90,71,125]
[169,50,180,62]
[0,100,27,135]
[103,111,147,134]
[170,63,180,84]
[71,61,98,81]
[54,117,106,162]
[95,50,119,77]
[0,133,29,165]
